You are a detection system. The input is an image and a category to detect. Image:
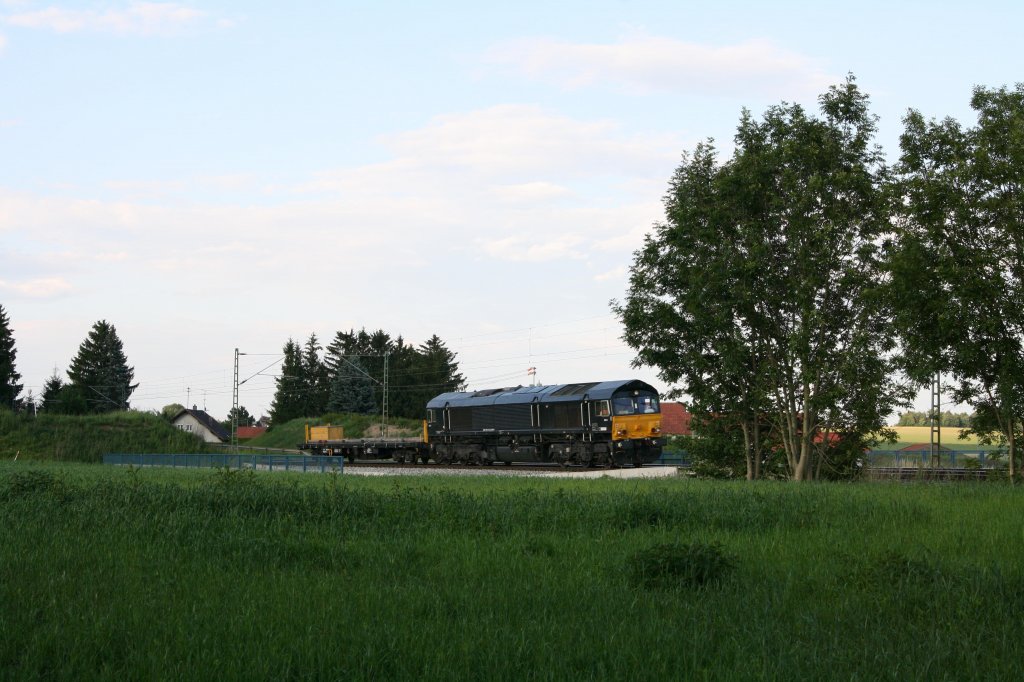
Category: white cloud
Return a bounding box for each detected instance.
[592,265,627,282]
[0,276,73,298]
[5,2,206,35]
[489,181,572,204]
[479,233,586,263]
[380,104,678,178]
[485,35,834,98]
[1,105,674,283]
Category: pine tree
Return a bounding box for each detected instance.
[270,339,305,424]
[67,320,137,413]
[419,335,465,392]
[327,356,376,415]
[41,369,65,413]
[301,333,330,417]
[0,304,23,410]
[224,405,254,429]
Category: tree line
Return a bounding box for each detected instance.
[268,328,465,425]
[616,77,1024,481]
[897,411,973,428]
[0,310,136,415]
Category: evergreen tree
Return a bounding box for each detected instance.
[323,328,465,419]
[270,339,305,424]
[399,335,466,417]
[327,356,376,414]
[21,389,36,415]
[41,369,65,413]
[67,320,137,412]
[223,405,254,429]
[0,304,23,410]
[300,333,330,417]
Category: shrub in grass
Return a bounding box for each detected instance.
[3,469,71,501]
[628,541,736,589]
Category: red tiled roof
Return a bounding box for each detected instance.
[236,426,268,440]
[660,402,692,436]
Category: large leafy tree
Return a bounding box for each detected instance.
[888,84,1024,479]
[67,320,137,412]
[617,77,908,481]
[0,304,23,410]
[614,142,773,479]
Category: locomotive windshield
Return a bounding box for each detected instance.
[612,392,660,415]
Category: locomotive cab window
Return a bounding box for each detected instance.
[612,393,660,415]
[427,409,436,423]
[595,400,610,417]
[637,395,659,414]
[612,397,635,415]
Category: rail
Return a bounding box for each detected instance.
[103,452,344,473]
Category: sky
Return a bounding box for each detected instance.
[1,0,1021,421]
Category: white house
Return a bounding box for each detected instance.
[171,407,229,443]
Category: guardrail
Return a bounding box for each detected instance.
[103,453,344,473]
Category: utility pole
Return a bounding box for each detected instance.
[929,372,941,468]
[380,352,389,438]
[232,348,240,453]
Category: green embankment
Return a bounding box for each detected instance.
[246,413,424,449]
[0,410,207,462]
[3,462,1023,680]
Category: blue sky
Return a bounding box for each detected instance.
[1,0,1020,419]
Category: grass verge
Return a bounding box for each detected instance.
[2,463,1022,680]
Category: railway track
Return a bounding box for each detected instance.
[345,461,646,472]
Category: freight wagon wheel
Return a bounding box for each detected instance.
[421,454,430,465]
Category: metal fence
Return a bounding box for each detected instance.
[864,450,1002,469]
[103,452,344,473]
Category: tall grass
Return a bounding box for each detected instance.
[2,463,1022,680]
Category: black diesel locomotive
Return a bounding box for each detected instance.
[425,379,664,466]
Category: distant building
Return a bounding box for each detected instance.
[236,426,268,440]
[660,402,693,436]
[171,406,229,443]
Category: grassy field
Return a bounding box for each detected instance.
[2,463,1023,680]
[889,425,987,447]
